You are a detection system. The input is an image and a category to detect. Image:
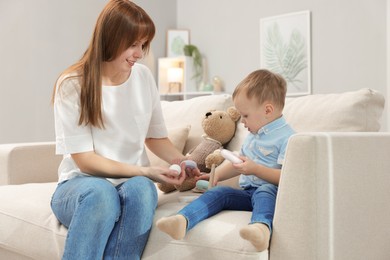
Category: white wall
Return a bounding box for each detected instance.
[0,0,388,144]
[0,1,107,144]
[177,0,388,130]
[0,0,176,144]
[387,0,390,131]
[133,0,176,77]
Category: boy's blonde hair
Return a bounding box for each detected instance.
[232,69,287,110]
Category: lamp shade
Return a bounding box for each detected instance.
[167,67,183,83]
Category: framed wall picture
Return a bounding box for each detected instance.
[260,11,311,96]
[166,29,190,57]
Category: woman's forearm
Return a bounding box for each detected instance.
[145,137,185,164]
[71,151,146,178]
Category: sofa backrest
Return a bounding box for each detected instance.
[283,88,385,132]
[161,88,385,156]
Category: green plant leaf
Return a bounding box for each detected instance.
[183,44,203,83]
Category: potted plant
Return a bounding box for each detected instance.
[183,44,203,86]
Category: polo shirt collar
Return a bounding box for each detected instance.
[257,116,287,135]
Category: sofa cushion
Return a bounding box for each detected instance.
[226,122,249,153]
[283,88,385,132]
[0,183,66,259]
[161,94,234,154]
[146,125,191,167]
[0,181,191,258]
[143,201,269,260]
[0,181,266,260]
[216,88,385,156]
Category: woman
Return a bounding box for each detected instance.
[51,1,188,259]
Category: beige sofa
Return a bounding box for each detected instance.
[1,88,389,260]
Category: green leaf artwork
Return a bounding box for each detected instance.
[263,22,307,91]
[171,36,186,56]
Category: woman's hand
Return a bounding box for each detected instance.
[184,165,201,179]
[145,166,186,185]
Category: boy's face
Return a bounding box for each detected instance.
[233,93,272,134]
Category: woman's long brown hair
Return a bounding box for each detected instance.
[52,0,155,128]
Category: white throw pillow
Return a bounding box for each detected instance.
[146,125,191,167]
[161,94,234,154]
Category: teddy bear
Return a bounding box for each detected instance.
[157,106,240,193]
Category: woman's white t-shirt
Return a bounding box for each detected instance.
[54,63,167,185]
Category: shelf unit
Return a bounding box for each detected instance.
[159,91,214,101]
[158,56,216,100]
[158,56,199,100]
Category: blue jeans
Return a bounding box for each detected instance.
[179,184,278,232]
[51,176,158,260]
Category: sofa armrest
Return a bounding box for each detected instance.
[270,132,390,260]
[0,142,61,185]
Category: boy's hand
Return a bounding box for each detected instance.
[195,172,210,181]
[147,166,186,185]
[231,156,257,175]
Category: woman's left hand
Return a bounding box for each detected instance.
[145,166,186,185]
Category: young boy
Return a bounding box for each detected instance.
[156,69,295,251]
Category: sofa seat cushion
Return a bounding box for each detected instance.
[0,182,185,259]
[143,200,268,260]
[0,182,66,259]
[0,181,266,260]
[0,182,268,260]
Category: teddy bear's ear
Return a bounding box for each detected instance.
[227,106,240,122]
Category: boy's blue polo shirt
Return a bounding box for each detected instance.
[239,116,295,188]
